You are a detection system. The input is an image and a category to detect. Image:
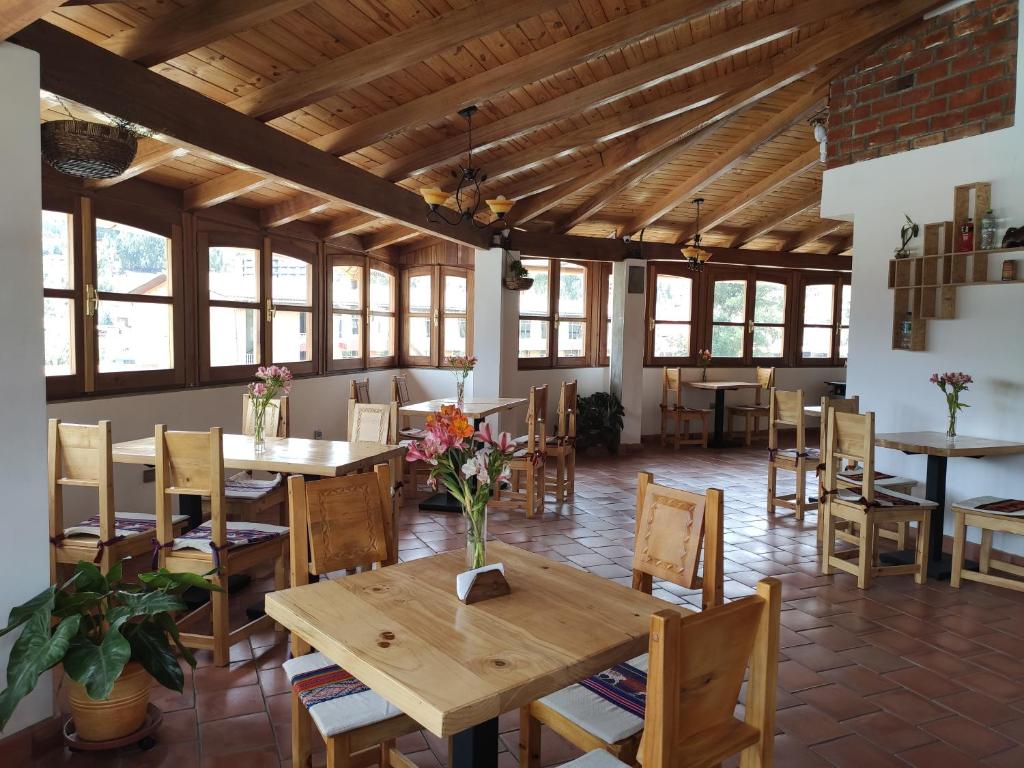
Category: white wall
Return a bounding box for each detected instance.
[0,43,52,737]
[821,13,1024,555]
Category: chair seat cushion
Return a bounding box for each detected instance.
[224,472,283,500]
[774,447,820,461]
[172,520,287,555]
[835,487,937,510]
[559,751,630,768]
[538,654,647,744]
[283,652,404,737]
[399,427,427,439]
[954,496,1024,517]
[727,405,769,414]
[64,511,189,540]
[838,470,915,490]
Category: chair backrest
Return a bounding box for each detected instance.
[241,394,289,438]
[557,379,578,439]
[391,375,411,406]
[823,409,877,503]
[48,419,115,577]
[349,378,371,404]
[640,578,781,768]
[522,385,548,453]
[632,472,724,610]
[753,366,775,405]
[768,389,806,453]
[154,425,226,554]
[662,367,683,409]
[819,395,860,467]
[349,402,392,444]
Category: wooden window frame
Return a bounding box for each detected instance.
[645,262,697,367]
[267,236,320,376]
[438,266,473,365]
[401,265,435,367]
[517,258,596,369]
[367,260,397,369]
[701,266,792,367]
[597,262,613,367]
[43,202,85,400]
[326,253,366,372]
[796,272,852,367]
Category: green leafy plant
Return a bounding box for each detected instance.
[508,259,529,279]
[575,391,625,454]
[0,561,217,729]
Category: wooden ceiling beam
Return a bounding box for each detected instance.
[312,0,734,157]
[0,1,64,40]
[15,21,491,249]
[226,0,558,120]
[363,226,419,251]
[259,192,332,228]
[184,170,270,210]
[320,212,378,241]
[505,230,851,270]
[783,219,846,251]
[618,83,827,236]
[99,0,312,66]
[729,187,822,247]
[84,137,187,189]
[829,236,853,255]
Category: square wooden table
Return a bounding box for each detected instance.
[685,381,761,448]
[266,541,685,768]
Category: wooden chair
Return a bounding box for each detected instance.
[820,411,934,590]
[47,419,188,581]
[532,578,780,768]
[546,380,578,502]
[390,375,425,439]
[347,378,372,439]
[493,385,547,518]
[391,375,432,498]
[952,496,1024,593]
[659,367,710,449]
[521,472,725,766]
[285,467,419,768]
[726,366,775,447]
[154,425,288,667]
[348,402,392,444]
[220,393,290,526]
[766,389,817,521]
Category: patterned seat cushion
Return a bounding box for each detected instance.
[954,496,1024,517]
[283,652,404,737]
[837,469,915,490]
[399,427,427,439]
[538,654,648,744]
[775,447,821,461]
[835,487,936,509]
[64,511,189,539]
[172,520,287,555]
[224,472,283,500]
[559,751,630,768]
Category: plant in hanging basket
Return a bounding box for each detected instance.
[41,120,139,180]
[503,259,534,291]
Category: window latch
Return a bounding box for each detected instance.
[648,317,655,332]
[433,309,439,328]
[266,299,277,319]
[85,284,98,317]
[747,319,755,334]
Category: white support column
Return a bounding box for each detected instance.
[609,259,647,447]
[472,246,519,431]
[0,43,52,737]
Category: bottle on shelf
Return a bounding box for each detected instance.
[901,312,913,350]
[958,218,975,252]
[980,209,997,250]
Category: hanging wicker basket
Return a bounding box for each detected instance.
[503,276,534,291]
[41,120,138,180]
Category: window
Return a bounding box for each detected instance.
[203,237,262,380]
[328,256,364,371]
[518,259,551,363]
[518,259,592,367]
[368,263,397,367]
[646,265,694,364]
[403,267,434,366]
[706,270,789,364]
[599,264,613,366]
[268,241,318,374]
[401,265,473,366]
[799,275,851,365]
[43,210,82,397]
[441,268,471,359]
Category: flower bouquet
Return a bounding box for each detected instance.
[405,407,516,570]
[247,365,293,450]
[697,348,712,382]
[930,371,973,442]
[446,354,477,408]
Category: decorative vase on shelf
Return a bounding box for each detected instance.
[465,499,487,570]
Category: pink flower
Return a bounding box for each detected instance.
[251,382,267,397]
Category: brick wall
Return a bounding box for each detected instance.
[827,0,1018,169]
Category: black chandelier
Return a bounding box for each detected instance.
[681,197,712,271]
[420,105,513,227]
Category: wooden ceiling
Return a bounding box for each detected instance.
[12,0,947,261]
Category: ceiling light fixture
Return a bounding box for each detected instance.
[681,198,712,270]
[809,109,828,163]
[420,105,513,228]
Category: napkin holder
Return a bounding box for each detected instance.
[456,563,510,604]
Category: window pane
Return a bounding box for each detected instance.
[558,262,586,317]
[752,326,784,358]
[369,314,394,358]
[332,313,362,360]
[520,259,550,316]
[42,211,72,290]
[840,284,851,326]
[801,327,832,358]
[653,324,690,358]
[839,327,850,359]
[209,306,260,367]
[518,319,549,358]
[557,321,586,358]
[408,274,432,313]
[44,297,74,376]
[654,274,692,321]
[712,280,746,323]
[332,265,362,310]
[96,220,170,296]
[272,309,312,362]
[607,273,614,317]
[369,269,394,312]
[97,300,172,372]
[753,281,786,324]
[271,253,311,306]
[407,316,432,357]
[803,284,834,324]
[444,275,467,313]
[711,324,744,357]
[209,246,259,302]
[443,317,467,357]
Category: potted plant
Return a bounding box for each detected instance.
[575,392,625,454]
[504,259,534,291]
[0,561,216,741]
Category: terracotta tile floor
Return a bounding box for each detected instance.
[35,445,1024,767]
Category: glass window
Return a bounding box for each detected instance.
[710,279,746,359]
[330,261,363,367]
[751,281,786,358]
[42,211,72,291]
[403,268,433,364]
[369,267,396,362]
[604,269,614,362]
[209,306,260,367]
[441,271,469,359]
[207,244,259,372]
[208,245,258,302]
[44,297,74,377]
[651,272,693,359]
[556,262,587,361]
[801,283,835,359]
[42,211,76,380]
[839,284,851,359]
[269,252,314,365]
[518,259,589,365]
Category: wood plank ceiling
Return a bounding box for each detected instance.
[23,0,946,260]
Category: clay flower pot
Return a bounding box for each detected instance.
[66,662,151,742]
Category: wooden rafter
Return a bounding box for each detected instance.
[1,1,65,40]
[15,21,492,249]
[320,212,377,241]
[829,236,854,255]
[84,137,187,189]
[99,0,312,66]
[363,226,419,251]
[260,192,332,228]
[184,170,270,210]
[784,220,846,251]
[729,188,822,248]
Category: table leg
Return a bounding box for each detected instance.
[710,390,728,448]
[450,717,499,768]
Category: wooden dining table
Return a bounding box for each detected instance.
[266,541,685,768]
[685,381,761,448]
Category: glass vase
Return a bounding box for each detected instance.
[456,378,466,409]
[701,367,708,383]
[464,503,487,570]
[251,400,267,452]
[946,410,957,444]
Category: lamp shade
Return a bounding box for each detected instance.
[420,187,448,207]
[485,195,514,218]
